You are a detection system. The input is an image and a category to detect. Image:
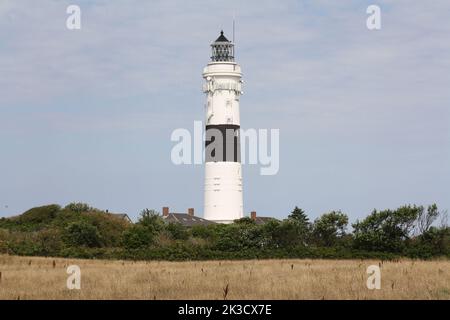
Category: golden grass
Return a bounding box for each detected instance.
[0,255,448,300]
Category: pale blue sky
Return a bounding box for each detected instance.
[0,0,449,222]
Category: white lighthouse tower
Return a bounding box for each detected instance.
[203,31,244,224]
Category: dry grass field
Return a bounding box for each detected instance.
[0,255,448,300]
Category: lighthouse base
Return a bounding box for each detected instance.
[204,162,243,223]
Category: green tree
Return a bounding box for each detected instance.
[283,206,311,246]
[352,205,420,252]
[138,209,165,232]
[415,204,441,235]
[288,206,309,227]
[312,211,349,246]
[121,209,165,250]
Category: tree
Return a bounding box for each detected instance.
[138,209,165,232]
[259,219,281,248]
[288,207,309,226]
[415,204,440,235]
[352,205,421,252]
[312,211,349,246]
[121,209,165,250]
[284,206,311,245]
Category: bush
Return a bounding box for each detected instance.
[64,203,92,213]
[2,205,61,231]
[165,223,189,240]
[1,203,448,261]
[406,227,450,258]
[63,221,102,247]
[0,229,9,253]
[271,219,309,248]
[122,225,155,249]
[138,209,165,231]
[84,212,130,247]
[215,223,269,251]
[190,225,217,241]
[36,228,63,255]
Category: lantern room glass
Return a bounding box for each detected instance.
[211,42,234,62]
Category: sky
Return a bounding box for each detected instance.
[0,0,449,223]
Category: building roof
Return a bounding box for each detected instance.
[253,216,278,225]
[215,30,229,42]
[109,213,132,223]
[163,213,216,227]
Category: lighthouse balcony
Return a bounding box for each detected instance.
[202,81,242,94]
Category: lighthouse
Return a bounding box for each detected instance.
[203,31,244,224]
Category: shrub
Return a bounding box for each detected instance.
[407,226,450,258]
[122,225,155,249]
[1,202,448,261]
[63,221,102,247]
[165,223,189,240]
[84,212,130,247]
[190,225,217,240]
[271,219,309,248]
[64,203,92,213]
[0,228,9,253]
[4,204,61,231]
[234,217,256,225]
[36,228,63,255]
[137,209,165,232]
[215,223,269,251]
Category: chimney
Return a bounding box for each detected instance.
[162,207,169,217]
[188,208,194,216]
[251,211,257,220]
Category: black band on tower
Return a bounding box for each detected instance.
[205,124,241,163]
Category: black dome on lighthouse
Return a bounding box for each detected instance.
[215,30,229,42]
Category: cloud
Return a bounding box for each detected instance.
[0,0,449,220]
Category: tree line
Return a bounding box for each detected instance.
[0,203,448,260]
